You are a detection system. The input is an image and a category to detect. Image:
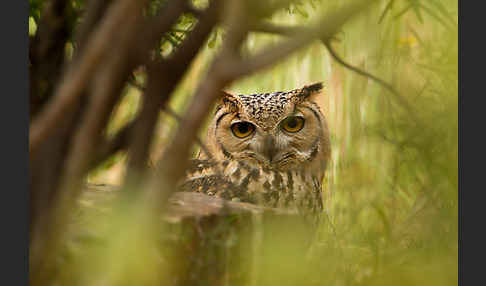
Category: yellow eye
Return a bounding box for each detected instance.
[231,122,255,138]
[281,116,305,133]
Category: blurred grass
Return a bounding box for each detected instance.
[77,0,457,285]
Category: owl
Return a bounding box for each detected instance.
[179,82,331,217]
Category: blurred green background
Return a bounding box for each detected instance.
[30,0,457,285]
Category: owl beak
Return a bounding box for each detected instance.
[262,135,277,163]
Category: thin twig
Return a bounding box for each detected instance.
[378,0,395,23]
[323,40,399,95]
[228,0,376,79]
[324,40,417,118]
[250,19,415,116]
[249,21,385,85]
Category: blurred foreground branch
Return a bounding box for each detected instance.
[29,0,148,156]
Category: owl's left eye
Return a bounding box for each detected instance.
[281,116,305,133]
[231,122,255,138]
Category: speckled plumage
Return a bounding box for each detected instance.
[180,83,331,218]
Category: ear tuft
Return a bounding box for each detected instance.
[299,82,325,108]
[216,90,239,113]
[302,82,324,96]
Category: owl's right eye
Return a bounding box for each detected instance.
[231,122,255,138]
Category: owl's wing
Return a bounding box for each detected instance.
[178,159,247,201]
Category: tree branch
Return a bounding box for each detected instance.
[29,0,71,117]
[249,21,308,36]
[229,0,376,79]
[29,0,150,156]
[73,0,114,55]
[127,78,213,160]
[249,18,416,116]
[323,40,416,117]
[125,0,223,174]
[93,120,135,169]
[323,41,398,96]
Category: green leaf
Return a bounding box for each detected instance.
[29,16,37,36]
[294,4,309,18]
[207,30,218,48]
[29,0,44,21]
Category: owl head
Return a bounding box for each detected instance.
[202,82,331,180]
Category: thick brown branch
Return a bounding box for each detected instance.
[29,0,149,156]
[162,108,213,159]
[127,79,213,159]
[74,0,113,55]
[29,0,78,232]
[93,120,136,169]
[30,2,152,284]
[125,0,223,173]
[58,13,145,196]
[125,64,165,172]
[132,0,194,63]
[144,1,251,209]
[249,22,308,36]
[29,0,71,117]
[247,0,300,19]
[165,0,223,75]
